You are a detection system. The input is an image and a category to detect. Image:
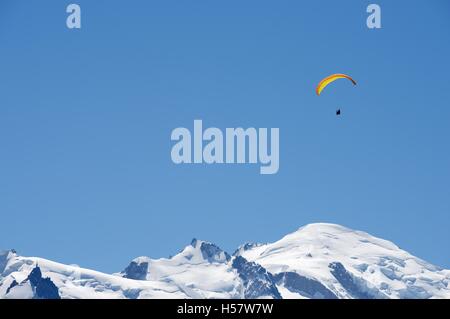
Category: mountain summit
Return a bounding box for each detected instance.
[1,223,449,299]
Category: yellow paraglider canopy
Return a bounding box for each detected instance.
[316,73,356,96]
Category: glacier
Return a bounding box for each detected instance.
[1,223,449,299]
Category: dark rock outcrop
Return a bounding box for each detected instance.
[123,261,149,280]
[27,265,61,299]
[274,271,337,299]
[232,256,281,299]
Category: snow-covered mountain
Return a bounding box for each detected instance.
[1,223,449,299]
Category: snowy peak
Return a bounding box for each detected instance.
[2,223,450,299]
[190,238,231,263]
[238,223,450,299]
[118,239,239,298]
[121,239,231,281]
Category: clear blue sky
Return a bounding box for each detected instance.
[1,1,449,272]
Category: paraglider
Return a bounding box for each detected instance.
[316,73,356,116]
[316,73,356,96]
